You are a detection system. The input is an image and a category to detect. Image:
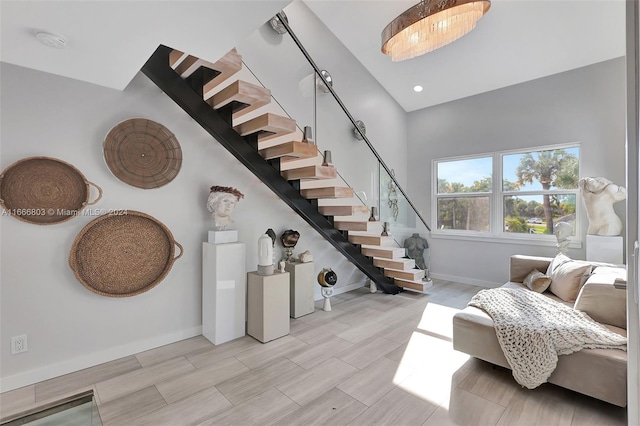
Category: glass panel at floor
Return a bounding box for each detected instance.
[437,197,490,231]
[503,194,576,235]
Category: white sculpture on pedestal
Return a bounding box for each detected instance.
[206,186,244,231]
[579,177,626,236]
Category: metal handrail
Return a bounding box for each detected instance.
[276,12,431,232]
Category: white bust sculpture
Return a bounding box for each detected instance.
[579,177,626,236]
[206,186,244,231]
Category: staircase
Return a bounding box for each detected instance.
[143,45,431,294]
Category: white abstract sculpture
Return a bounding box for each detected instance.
[206,186,244,231]
[554,222,572,254]
[257,234,274,276]
[579,177,626,236]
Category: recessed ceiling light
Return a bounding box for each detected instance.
[413,85,423,92]
[35,31,67,49]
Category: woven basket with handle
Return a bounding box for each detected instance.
[69,210,183,297]
[0,156,102,225]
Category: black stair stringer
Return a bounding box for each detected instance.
[142,45,400,295]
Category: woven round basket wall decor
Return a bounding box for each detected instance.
[103,118,182,189]
[0,156,103,225]
[69,210,183,297]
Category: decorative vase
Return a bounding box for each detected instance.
[257,234,274,275]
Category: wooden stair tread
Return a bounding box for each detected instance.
[384,268,425,281]
[282,165,337,181]
[175,48,240,78]
[169,49,188,68]
[210,80,271,118]
[360,245,405,259]
[318,205,369,216]
[348,234,395,246]
[334,221,379,232]
[373,257,416,270]
[203,49,243,96]
[259,142,317,160]
[233,113,296,142]
[394,278,433,293]
[301,187,354,200]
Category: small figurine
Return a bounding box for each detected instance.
[298,250,313,263]
[278,260,286,273]
[317,268,337,312]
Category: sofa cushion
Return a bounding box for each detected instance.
[546,254,593,302]
[523,269,552,293]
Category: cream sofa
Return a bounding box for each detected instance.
[452,255,627,406]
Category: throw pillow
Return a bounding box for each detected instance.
[546,254,593,302]
[523,269,552,293]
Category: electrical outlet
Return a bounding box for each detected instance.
[11,335,27,355]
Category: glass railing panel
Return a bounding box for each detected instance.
[380,165,432,279]
[236,16,370,213]
[1,390,102,426]
[314,83,379,214]
[235,20,316,147]
[235,11,430,247]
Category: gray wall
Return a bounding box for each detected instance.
[0,62,367,391]
[407,57,627,286]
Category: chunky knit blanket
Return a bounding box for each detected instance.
[468,288,627,389]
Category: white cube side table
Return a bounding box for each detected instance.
[247,271,290,343]
[285,261,315,318]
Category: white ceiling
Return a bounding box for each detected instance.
[0,1,626,112]
[305,0,626,111]
[0,1,289,91]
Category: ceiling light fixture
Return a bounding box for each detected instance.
[381,0,491,62]
[413,85,423,92]
[35,31,67,49]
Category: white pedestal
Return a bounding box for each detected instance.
[285,261,315,318]
[247,271,290,343]
[202,242,246,345]
[586,235,624,265]
[208,230,238,244]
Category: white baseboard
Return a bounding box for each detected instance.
[0,326,202,393]
[429,272,500,289]
[314,280,365,301]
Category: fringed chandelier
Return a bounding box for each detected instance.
[381,0,491,62]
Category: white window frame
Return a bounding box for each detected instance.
[431,142,582,247]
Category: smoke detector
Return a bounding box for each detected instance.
[35,32,67,49]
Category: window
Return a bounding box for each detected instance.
[434,144,580,239]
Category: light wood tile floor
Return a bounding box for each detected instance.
[0,280,628,425]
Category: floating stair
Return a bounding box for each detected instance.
[360,245,406,259]
[145,45,404,294]
[384,268,425,281]
[318,205,370,216]
[233,113,296,142]
[373,257,416,270]
[301,187,354,199]
[334,221,379,232]
[210,80,271,119]
[348,234,395,246]
[282,165,337,181]
[259,141,317,160]
[395,278,432,292]
[174,48,242,97]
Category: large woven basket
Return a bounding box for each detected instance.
[103,118,182,189]
[69,210,183,297]
[0,156,102,225]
